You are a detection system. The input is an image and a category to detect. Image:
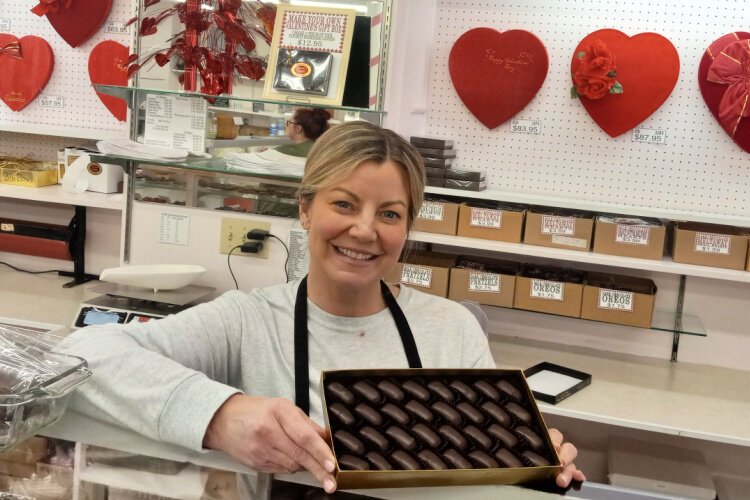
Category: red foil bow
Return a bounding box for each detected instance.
[707,39,750,137]
[31,0,73,17]
[0,42,23,59]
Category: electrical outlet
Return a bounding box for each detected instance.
[219,217,271,258]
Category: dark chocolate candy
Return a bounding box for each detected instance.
[354,403,383,426]
[427,380,454,402]
[402,380,430,401]
[359,426,388,451]
[495,448,523,468]
[334,430,365,455]
[481,401,512,427]
[457,402,485,425]
[474,380,500,400]
[468,450,499,469]
[366,451,393,470]
[450,380,478,402]
[328,382,355,405]
[377,380,405,402]
[522,450,551,467]
[497,380,522,401]
[391,450,421,470]
[330,403,356,426]
[432,401,461,426]
[505,402,532,424]
[352,381,381,403]
[464,425,492,450]
[382,403,410,426]
[405,400,434,423]
[443,448,472,469]
[386,425,416,451]
[418,450,448,470]
[338,454,369,470]
[515,426,544,450]
[487,424,519,448]
[438,425,468,451]
[412,423,441,448]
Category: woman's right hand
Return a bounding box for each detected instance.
[203,394,337,493]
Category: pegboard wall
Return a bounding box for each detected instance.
[425,0,750,218]
[0,0,133,143]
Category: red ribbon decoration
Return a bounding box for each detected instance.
[31,0,73,17]
[707,39,750,138]
[0,42,23,60]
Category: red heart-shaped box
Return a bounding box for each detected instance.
[89,40,129,122]
[449,28,548,129]
[571,29,680,138]
[0,34,54,112]
[45,0,113,48]
[698,32,750,154]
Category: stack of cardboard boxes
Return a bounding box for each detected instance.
[410,136,487,191]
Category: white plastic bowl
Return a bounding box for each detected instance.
[99,264,206,292]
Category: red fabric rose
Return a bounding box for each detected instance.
[572,39,621,100]
[573,73,615,99]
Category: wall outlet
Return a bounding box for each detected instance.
[219,217,271,259]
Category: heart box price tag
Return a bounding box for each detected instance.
[632,127,666,145]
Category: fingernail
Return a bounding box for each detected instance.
[325,460,335,473]
[324,478,336,493]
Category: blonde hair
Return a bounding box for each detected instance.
[298,121,426,229]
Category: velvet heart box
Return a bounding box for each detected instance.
[320,369,562,489]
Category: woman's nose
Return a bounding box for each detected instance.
[349,213,377,241]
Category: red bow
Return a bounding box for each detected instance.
[31,0,73,17]
[707,39,750,137]
[0,42,22,59]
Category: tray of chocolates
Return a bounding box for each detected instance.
[321,369,561,489]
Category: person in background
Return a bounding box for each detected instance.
[276,108,332,157]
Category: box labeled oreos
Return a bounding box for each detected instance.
[457,203,524,243]
[321,369,562,489]
[580,272,656,328]
[448,257,518,308]
[513,265,585,318]
[593,216,666,261]
[384,251,456,297]
[413,199,459,236]
[671,222,749,270]
[524,209,594,252]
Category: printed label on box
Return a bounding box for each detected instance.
[598,289,634,312]
[541,215,575,235]
[469,272,501,293]
[530,279,564,301]
[401,265,432,288]
[418,202,444,222]
[694,232,731,255]
[470,208,502,229]
[551,235,587,248]
[615,225,650,246]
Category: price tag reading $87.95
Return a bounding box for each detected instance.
[39,95,64,109]
[510,119,541,135]
[632,127,666,145]
[0,19,11,32]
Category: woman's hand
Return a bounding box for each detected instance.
[549,428,586,487]
[203,394,337,493]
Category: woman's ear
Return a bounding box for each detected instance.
[299,202,310,230]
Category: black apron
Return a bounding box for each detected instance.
[293,276,422,415]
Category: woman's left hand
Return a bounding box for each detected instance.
[549,428,586,488]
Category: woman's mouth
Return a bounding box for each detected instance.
[335,246,376,261]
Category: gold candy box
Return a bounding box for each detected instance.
[0,159,58,187]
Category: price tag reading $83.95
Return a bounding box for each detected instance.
[510,119,542,135]
[632,127,666,145]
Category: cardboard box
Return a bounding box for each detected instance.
[581,272,656,328]
[413,200,459,235]
[448,257,518,308]
[457,204,524,243]
[384,251,455,297]
[85,161,124,194]
[671,222,749,270]
[593,216,666,260]
[524,210,594,252]
[0,163,58,187]
[0,437,48,465]
[513,266,584,318]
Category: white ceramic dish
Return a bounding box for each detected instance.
[99,265,206,292]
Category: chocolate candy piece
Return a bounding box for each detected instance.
[443,448,472,469]
[330,403,356,426]
[352,381,381,403]
[432,401,461,426]
[468,450,499,469]
[482,401,512,427]
[382,403,410,426]
[427,380,454,402]
[338,454,369,470]
[505,402,532,424]
[359,426,388,451]
[522,450,551,467]
[327,382,355,405]
[497,380,522,401]
[474,380,500,400]
[366,451,393,470]
[402,380,430,401]
[495,448,523,468]
[457,402,485,425]
[355,403,383,426]
[377,380,405,402]
[438,425,468,451]
[334,430,365,455]
[487,424,519,448]
[515,426,544,450]
[464,425,492,450]
[450,380,478,402]
[418,450,448,470]
[412,423,441,448]
[405,400,434,423]
[386,426,416,451]
[391,450,421,470]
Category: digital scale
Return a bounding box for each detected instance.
[72,282,215,329]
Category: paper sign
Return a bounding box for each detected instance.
[401,265,432,288]
[287,229,310,282]
[469,273,501,292]
[144,94,207,154]
[418,202,444,221]
[694,232,731,255]
[158,213,189,246]
[541,215,575,235]
[530,279,564,301]
[470,207,502,228]
[616,225,650,246]
[280,11,349,53]
[598,289,634,312]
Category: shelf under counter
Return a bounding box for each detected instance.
[0,183,124,211]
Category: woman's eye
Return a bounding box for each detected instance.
[334,200,351,209]
[382,210,401,220]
